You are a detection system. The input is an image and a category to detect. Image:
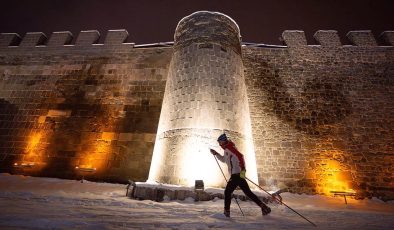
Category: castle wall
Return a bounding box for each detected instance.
[0,30,171,182]
[243,30,394,199]
[0,17,393,199]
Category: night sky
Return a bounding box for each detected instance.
[0,0,393,45]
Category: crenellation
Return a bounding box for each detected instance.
[281,30,307,47]
[0,33,21,47]
[19,32,47,47]
[104,29,129,45]
[379,31,394,46]
[346,30,377,47]
[0,29,391,50]
[47,31,73,46]
[313,30,341,47]
[0,29,136,52]
[75,30,100,46]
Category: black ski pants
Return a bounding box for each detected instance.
[224,173,263,210]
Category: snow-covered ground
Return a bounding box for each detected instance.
[0,173,393,230]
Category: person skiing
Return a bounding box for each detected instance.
[210,133,271,217]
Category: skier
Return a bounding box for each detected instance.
[210,133,271,217]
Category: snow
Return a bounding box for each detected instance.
[1,173,393,229]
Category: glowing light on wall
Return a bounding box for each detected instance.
[14,131,48,171]
[179,137,226,187]
[75,105,125,172]
[22,132,43,163]
[315,159,354,195]
[148,128,259,188]
[26,133,42,151]
[78,139,111,172]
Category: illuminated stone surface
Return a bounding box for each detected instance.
[0,12,393,199]
[148,11,258,187]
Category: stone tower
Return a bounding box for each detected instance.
[148,11,258,187]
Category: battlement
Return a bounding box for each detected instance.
[282,30,394,47]
[1,29,393,52]
[0,29,135,51]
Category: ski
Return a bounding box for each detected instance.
[246,177,317,227]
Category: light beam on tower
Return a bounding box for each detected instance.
[148,11,258,187]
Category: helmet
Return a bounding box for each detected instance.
[217,133,228,142]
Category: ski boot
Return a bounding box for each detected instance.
[260,203,271,215]
[224,208,230,217]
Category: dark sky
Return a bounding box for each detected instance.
[1,0,393,45]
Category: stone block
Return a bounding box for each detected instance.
[101,132,118,141]
[313,30,341,47]
[305,171,316,179]
[19,32,47,47]
[47,110,72,117]
[281,30,307,47]
[47,31,73,46]
[37,116,46,123]
[0,33,21,46]
[346,30,377,46]
[379,31,394,46]
[75,30,100,46]
[104,29,129,45]
[337,171,352,181]
[119,133,133,141]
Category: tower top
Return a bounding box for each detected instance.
[174,11,241,54]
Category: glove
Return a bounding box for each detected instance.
[240,170,246,179]
[210,149,218,155]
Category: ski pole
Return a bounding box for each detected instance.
[212,154,245,216]
[245,177,317,227]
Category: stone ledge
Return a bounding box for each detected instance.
[127,182,271,202]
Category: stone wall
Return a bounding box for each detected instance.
[0,15,393,200]
[243,30,394,199]
[0,30,171,182]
